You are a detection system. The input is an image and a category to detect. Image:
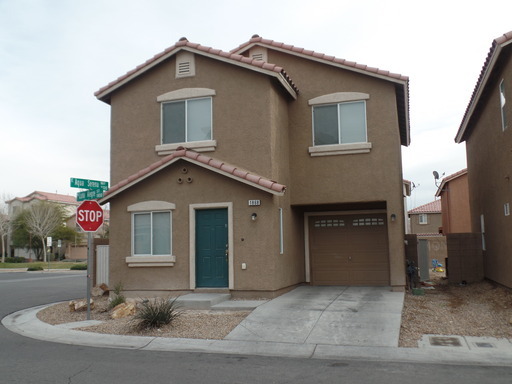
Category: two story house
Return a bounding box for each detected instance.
[96,35,410,298]
[435,169,471,234]
[455,31,512,288]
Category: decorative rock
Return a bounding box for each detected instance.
[69,299,94,312]
[111,303,136,319]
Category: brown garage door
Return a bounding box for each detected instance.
[309,214,389,286]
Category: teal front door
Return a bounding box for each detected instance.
[196,208,228,287]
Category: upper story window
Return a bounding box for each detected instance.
[419,214,428,225]
[313,101,367,145]
[155,88,217,155]
[162,97,212,144]
[500,79,507,131]
[308,92,372,157]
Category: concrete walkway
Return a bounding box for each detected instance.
[3,286,512,366]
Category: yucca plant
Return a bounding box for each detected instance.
[132,297,182,330]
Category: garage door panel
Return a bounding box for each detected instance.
[310,214,389,286]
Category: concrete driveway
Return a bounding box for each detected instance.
[225,286,404,347]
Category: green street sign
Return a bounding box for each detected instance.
[70,178,109,191]
[77,189,105,201]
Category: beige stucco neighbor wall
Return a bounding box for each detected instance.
[409,212,442,235]
[465,52,512,288]
[439,174,471,234]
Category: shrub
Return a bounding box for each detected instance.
[131,297,182,330]
[108,282,126,309]
[27,265,44,271]
[70,264,87,270]
[5,257,26,263]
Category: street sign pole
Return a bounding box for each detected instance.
[87,232,93,320]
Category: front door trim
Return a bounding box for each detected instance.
[189,202,234,290]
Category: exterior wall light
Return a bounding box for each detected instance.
[390,213,396,222]
[251,213,257,221]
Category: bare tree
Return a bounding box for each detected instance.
[25,202,64,263]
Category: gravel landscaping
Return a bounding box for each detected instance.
[37,272,512,347]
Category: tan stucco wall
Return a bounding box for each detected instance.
[265,50,406,288]
[409,212,442,234]
[109,55,291,186]
[105,47,408,291]
[108,161,304,295]
[440,174,471,233]
[465,50,512,288]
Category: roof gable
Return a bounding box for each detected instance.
[435,168,467,197]
[8,191,78,205]
[232,35,410,146]
[95,38,298,103]
[408,199,441,214]
[100,149,286,203]
[456,31,512,143]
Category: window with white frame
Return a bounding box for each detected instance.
[418,213,428,225]
[313,100,367,146]
[162,97,212,144]
[133,211,171,256]
[500,79,507,131]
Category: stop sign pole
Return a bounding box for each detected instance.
[76,200,104,320]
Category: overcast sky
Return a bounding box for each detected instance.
[1,0,511,209]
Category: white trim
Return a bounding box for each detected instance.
[189,203,234,290]
[279,208,284,255]
[125,255,176,267]
[308,142,372,156]
[308,92,369,105]
[155,140,217,155]
[127,201,175,212]
[157,88,216,102]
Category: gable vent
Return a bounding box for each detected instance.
[175,51,195,78]
[178,61,191,75]
[252,53,264,61]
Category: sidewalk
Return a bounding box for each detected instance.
[3,287,512,366]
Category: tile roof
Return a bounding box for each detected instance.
[232,35,410,146]
[100,148,286,203]
[408,199,441,214]
[8,191,78,205]
[456,31,512,143]
[95,38,298,103]
[435,168,467,197]
[231,35,409,82]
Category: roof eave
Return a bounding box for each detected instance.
[95,46,298,103]
[455,33,512,143]
[99,156,285,205]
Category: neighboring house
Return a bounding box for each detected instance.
[455,31,512,288]
[6,191,79,258]
[96,35,410,297]
[408,199,446,267]
[408,200,442,235]
[435,169,471,234]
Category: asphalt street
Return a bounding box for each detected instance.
[1,271,511,384]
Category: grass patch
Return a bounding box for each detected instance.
[0,261,87,270]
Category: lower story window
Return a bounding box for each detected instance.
[133,211,171,256]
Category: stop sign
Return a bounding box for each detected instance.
[76,200,104,232]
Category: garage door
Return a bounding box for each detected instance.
[309,214,389,286]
